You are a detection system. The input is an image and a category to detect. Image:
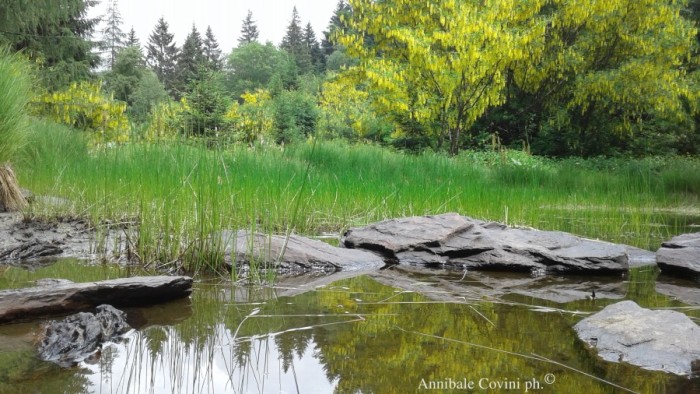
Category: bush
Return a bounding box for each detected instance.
[272,90,318,144]
[31,81,130,144]
[225,89,274,146]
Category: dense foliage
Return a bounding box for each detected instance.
[2,0,699,154]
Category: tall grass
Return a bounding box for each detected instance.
[0,47,33,211]
[0,47,31,164]
[15,121,700,273]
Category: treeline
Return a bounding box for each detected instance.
[1,0,700,157]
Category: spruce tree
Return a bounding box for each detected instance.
[238,10,260,45]
[146,17,179,97]
[101,0,126,69]
[125,27,140,49]
[174,24,205,98]
[322,0,351,56]
[203,26,223,71]
[0,0,100,90]
[303,23,324,73]
[281,7,312,75]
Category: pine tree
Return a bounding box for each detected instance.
[101,0,126,69]
[203,26,223,71]
[322,0,352,56]
[146,17,179,97]
[303,23,324,73]
[281,7,312,75]
[125,27,140,49]
[238,10,260,45]
[174,24,205,98]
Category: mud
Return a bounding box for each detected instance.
[0,212,130,267]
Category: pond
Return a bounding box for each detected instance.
[0,259,699,393]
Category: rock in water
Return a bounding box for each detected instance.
[657,233,700,277]
[38,305,131,367]
[574,300,700,376]
[220,230,385,272]
[342,213,629,274]
[0,276,193,323]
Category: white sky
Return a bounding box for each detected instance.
[91,0,339,54]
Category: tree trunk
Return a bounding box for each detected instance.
[449,126,461,156]
[0,163,27,212]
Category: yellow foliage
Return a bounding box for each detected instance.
[338,0,697,152]
[338,0,544,153]
[512,0,698,129]
[144,101,185,142]
[32,81,130,144]
[320,75,391,140]
[226,89,274,145]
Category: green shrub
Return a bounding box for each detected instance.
[273,90,318,144]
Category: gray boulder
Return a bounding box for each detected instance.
[574,300,700,376]
[220,230,385,272]
[657,233,700,277]
[38,304,130,367]
[343,213,629,274]
[0,276,193,323]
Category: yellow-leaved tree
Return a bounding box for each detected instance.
[336,0,547,154]
[511,0,698,155]
[225,89,274,146]
[337,0,697,155]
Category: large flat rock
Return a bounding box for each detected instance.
[343,213,629,274]
[574,300,700,376]
[0,276,193,324]
[657,232,700,277]
[220,230,385,272]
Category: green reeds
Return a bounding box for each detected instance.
[0,47,33,211]
[16,122,700,275]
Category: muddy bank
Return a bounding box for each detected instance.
[0,212,129,266]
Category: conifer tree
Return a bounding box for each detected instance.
[174,24,205,97]
[203,26,223,71]
[125,27,140,49]
[322,0,351,56]
[101,0,126,69]
[146,17,179,96]
[0,0,100,90]
[303,23,324,73]
[281,7,312,75]
[238,10,260,45]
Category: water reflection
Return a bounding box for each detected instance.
[86,326,339,394]
[1,263,699,393]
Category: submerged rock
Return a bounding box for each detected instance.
[369,264,626,304]
[657,233,700,277]
[574,300,700,376]
[220,230,385,272]
[343,213,629,274]
[38,304,130,367]
[656,280,700,306]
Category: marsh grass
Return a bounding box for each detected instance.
[16,121,700,274]
[0,48,33,211]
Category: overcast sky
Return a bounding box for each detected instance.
[91,0,339,54]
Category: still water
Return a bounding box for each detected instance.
[0,260,699,393]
